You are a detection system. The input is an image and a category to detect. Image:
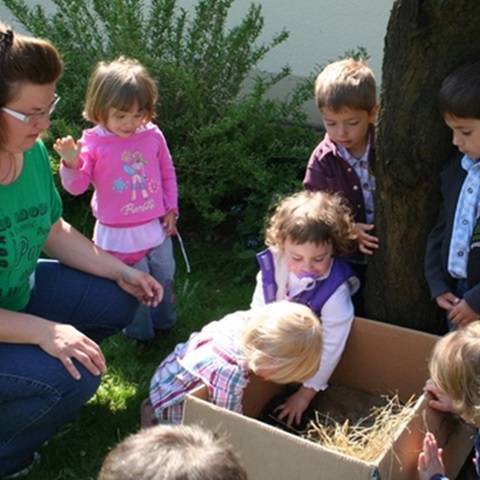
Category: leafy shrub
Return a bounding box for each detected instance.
[3,0,316,239]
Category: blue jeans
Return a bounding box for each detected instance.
[124,237,176,341]
[0,260,137,477]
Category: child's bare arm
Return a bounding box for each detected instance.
[275,386,316,427]
[354,223,379,255]
[54,135,81,169]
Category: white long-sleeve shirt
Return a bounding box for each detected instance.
[251,252,355,391]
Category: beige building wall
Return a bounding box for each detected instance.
[1,0,393,125]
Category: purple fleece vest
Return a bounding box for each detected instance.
[256,249,355,315]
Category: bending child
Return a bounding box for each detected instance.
[425,60,480,329]
[303,58,379,310]
[99,424,248,480]
[144,301,322,425]
[55,57,178,343]
[251,190,358,425]
[417,322,480,480]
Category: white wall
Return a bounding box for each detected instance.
[1,0,394,124]
[2,0,393,77]
[177,0,393,81]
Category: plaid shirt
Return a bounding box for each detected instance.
[448,155,480,279]
[337,140,375,224]
[150,311,250,423]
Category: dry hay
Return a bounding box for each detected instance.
[303,394,417,462]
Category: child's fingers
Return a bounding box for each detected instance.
[359,244,374,255]
[417,451,427,471]
[363,233,380,244]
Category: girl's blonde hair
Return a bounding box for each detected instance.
[243,301,322,384]
[83,56,157,125]
[429,321,480,423]
[265,190,356,255]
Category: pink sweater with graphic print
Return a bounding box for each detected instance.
[60,123,178,226]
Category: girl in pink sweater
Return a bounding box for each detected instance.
[55,57,178,343]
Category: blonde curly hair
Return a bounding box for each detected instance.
[264,190,356,256]
[243,301,322,384]
[429,321,480,424]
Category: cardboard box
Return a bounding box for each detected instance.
[183,317,475,480]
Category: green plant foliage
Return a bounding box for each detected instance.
[3,0,317,240]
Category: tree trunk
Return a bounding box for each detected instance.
[364,0,480,333]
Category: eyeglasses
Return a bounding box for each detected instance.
[1,94,60,124]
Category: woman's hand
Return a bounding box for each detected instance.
[44,220,163,307]
[53,135,81,169]
[38,322,106,380]
[275,386,316,427]
[117,266,164,307]
[354,223,379,255]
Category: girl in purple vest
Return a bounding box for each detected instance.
[251,190,359,426]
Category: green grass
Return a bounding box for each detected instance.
[27,242,257,480]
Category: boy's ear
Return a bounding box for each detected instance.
[368,104,379,123]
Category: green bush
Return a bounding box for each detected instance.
[3,0,318,239]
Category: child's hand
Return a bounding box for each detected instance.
[162,211,178,236]
[435,292,459,312]
[448,299,480,328]
[417,432,445,480]
[275,386,316,427]
[354,223,379,255]
[424,379,455,413]
[54,136,81,169]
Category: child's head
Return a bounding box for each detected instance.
[314,58,377,157]
[265,191,356,277]
[243,301,322,384]
[439,61,480,160]
[83,56,157,137]
[429,321,480,425]
[98,424,248,480]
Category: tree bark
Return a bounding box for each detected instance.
[364,0,480,333]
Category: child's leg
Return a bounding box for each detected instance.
[149,346,189,425]
[123,256,155,341]
[147,237,176,331]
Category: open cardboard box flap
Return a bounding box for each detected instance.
[183,318,475,480]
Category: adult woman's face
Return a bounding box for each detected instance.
[1,82,56,153]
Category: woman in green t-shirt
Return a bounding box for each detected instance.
[0,25,163,478]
